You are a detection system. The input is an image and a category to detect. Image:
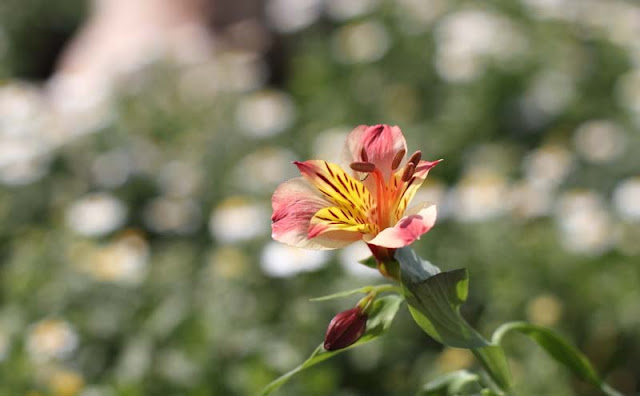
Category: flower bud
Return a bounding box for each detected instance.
[323,308,368,351]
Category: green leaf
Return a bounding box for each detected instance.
[418,370,483,396]
[259,295,404,396]
[396,247,512,391]
[358,255,378,269]
[309,286,373,301]
[492,322,623,396]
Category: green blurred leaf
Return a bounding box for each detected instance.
[418,370,483,396]
[397,247,511,391]
[492,322,623,396]
[259,295,404,396]
[309,286,373,301]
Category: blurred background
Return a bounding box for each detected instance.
[0,0,639,395]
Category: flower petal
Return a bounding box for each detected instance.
[344,124,407,180]
[365,203,437,248]
[393,159,442,221]
[308,206,374,240]
[295,160,373,218]
[271,177,335,249]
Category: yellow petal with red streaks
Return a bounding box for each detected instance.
[295,160,374,218]
[308,206,375,239]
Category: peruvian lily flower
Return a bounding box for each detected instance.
[271,124,441,255]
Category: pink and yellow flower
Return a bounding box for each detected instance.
[271,124,441,254]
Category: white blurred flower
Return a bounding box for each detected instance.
[26,319,78,361]
[555,191,614,255]
[83,231,150,284]
[434,9,527,82]
[313,127,350,164]
[326,0,380,21]
[519,70,575,123]
[508,182,553,219]
[0,81,48,138]
[232,147,298,194]
[573,120,626,163]
[158,161,201,198]
[395,0,448,34]
[613,177,640,220]
[332,20,390,64]
[261,241,330,278]
[92,149,133,188]
[338,242,379,278]
[523,145,573,189]
[66,193,127,237]
[143,197,201,235]
[116,337,152,382]
[451,170,509,222]
[209,198,269,243]
[157,349,199,385]
[0,144,50,186]
[266,0,323,33]
[412,180,449,218]
[236,90,295,137]
[215,51,268,93]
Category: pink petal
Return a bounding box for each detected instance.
[344,124,407,181]
[272,178,360,250]
[365,203,437,248]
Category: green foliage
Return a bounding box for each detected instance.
[259,295,404,395]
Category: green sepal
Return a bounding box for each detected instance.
[258,295,404,396]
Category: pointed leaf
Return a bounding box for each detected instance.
[396,247,512,391]
[358,255,378,269]
[259,295,404,396]
[492,322,623,396]
[309,286,373,301]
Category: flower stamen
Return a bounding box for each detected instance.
[360,147,368,162]
[350,162,376,173]
[408,150,422,167]
[401,162,416,182]
[391,149,406,170]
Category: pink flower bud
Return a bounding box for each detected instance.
[323,308,368,351]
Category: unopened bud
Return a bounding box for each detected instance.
[323,308,368,351]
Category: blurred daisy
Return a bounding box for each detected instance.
[232,147,298,194]
[26,319,78,362]
[332,20,390,64]
[612,177,640,221]
[82,231,150,284]
[451,170,509,222]
[143,197,201,235]
[215,51,268,93]
[47,368,85,396]
[434,9,527,82]
[92,149,133,188]
[266,0,322,33]
[261,241,330,278]
[209,197,269,244]
[555,190,614,255]
[236,90,295,138]
[573,120,626,164]
[66,193,127,237]
[325,0,380,21]
[523,145,573,189]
